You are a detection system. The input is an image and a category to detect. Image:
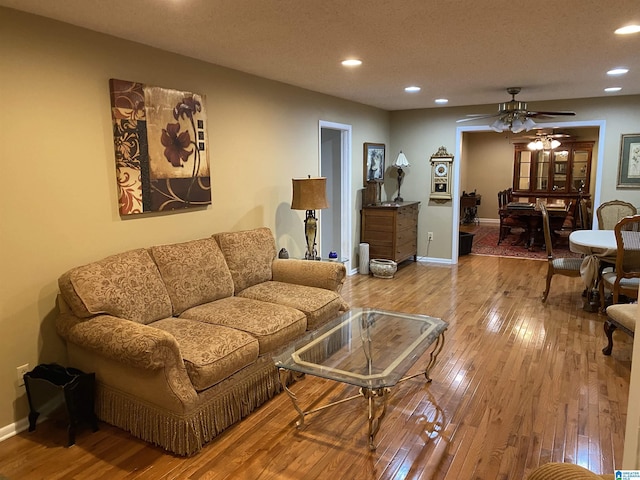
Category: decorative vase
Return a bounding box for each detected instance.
[369,258,398,279]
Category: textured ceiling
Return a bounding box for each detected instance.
[1,0,639,111]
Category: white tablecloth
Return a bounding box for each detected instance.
[569,230,617,288]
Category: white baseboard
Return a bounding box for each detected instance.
[0,417,29,443]
[417,256,454,265]
[0,398,60,443]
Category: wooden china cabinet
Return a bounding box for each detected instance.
[512,141,594,203]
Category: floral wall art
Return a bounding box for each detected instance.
[109,79,211,214]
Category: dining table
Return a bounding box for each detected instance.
[504,205,568,250]
[568,229,617,289]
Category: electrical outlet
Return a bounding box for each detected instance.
[17,364,29,387]
[427,232,434,241]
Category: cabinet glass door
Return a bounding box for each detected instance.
[571,149,589,192]
[518,150,531,190]
[552,150,569,192]
[534,151,550,191]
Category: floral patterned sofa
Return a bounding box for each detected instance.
[55,227,348,455]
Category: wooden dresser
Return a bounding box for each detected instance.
[361,201,419,263]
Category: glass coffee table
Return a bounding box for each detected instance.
[273,308,448,450]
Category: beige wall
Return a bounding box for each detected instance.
[0,8,389,429]
[461,132,515,220]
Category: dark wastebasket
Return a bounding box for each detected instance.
[459,232,475,256]
[24,363,98,446]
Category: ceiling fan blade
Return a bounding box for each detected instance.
[456,114,499,123]
[528,110,576,117]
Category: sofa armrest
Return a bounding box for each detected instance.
[56,312,183,371]
[272,258,346,292]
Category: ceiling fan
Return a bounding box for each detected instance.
[457,87,576,133]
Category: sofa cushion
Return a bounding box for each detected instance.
[151,318,259,392]
[238,281,346,330]
[214,227,276,294]
[150,237,234,315]
[179,297,306,354]
[59,249,173,324]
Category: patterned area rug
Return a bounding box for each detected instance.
[465,225,582,261]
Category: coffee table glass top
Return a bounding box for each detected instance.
[273,308,448,389]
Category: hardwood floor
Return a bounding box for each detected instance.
[0,256,632,479]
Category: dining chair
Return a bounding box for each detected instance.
[551,201,575,248]
[596,200,637,230]
[578,197,591,229]
[497,189,526,245]
[598,214,640,310]
[540,203,583,302]
[602,302,636,356]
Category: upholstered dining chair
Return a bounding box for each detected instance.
[596,199,637,230]
[598,214,640,310]
[602,301,637,356]
[540,203,583,302]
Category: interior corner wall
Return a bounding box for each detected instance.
[0,7,389,430]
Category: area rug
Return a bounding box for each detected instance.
[466,225,582,261]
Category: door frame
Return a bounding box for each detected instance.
[452,120,606,263]
[319,120,353,273]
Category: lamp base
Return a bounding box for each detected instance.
[304,210,319,260]
[394,168,405,204]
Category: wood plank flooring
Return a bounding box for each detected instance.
[0,255,633,479]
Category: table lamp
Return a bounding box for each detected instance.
[291,176,329,260]
[392,151,410,202]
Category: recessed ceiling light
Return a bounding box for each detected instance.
[341,59,362,67]
[615,25,640,34]
[607,67,629,75]
[604,87,622,92]
[404,86,421,93]
[435,98,449,104]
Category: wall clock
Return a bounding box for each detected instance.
[430,146,454,200]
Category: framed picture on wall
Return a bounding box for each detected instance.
[363,143,385,185]
[617,133,640,188]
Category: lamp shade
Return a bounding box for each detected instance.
[392,151,410,168]
[291,177,329,210]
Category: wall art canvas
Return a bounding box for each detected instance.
[109,79,211,215]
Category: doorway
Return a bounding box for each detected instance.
[319,121,352,273]
[453,120,606,262]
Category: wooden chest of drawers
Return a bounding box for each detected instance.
[361,201,419,264]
